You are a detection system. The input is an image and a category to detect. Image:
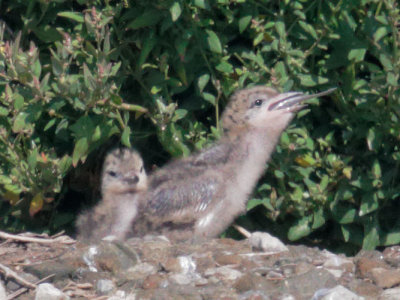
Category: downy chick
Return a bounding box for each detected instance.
[128,86,335,242]
[76,147,147,242]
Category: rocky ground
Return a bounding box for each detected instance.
[0,231,400,299]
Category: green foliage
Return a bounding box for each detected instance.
[0,0,399,251]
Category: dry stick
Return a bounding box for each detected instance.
[232,224,251,238]
[0,262,36,289]
[0,231,75,245]
[7,274,55,300]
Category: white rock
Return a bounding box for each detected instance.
[0,281,6,300]
[35,283,69,300]
[178,256,196,274]
[96,279,115,294]
[204,266,242,281]
[314,285,364,300]
[126,262,157,279]
[169,273,192,285]
[379,287,400,300]
[325,268,343,279]
[323,255,354,270]
[249,232,288,253]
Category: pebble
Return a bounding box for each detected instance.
[96,279,115,294]
[314,285,365,300]
[0,282,6,300]
[204,266,243,281]
[126,262,157,280]
[35,283,69,300]
[248,232,288,253]
[378,287,400,300]
[370,267,400,288]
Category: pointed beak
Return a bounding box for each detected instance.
[268,87,337,111]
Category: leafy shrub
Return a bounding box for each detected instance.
[0,0,399,252]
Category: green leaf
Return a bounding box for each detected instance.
[72,137,89,167]
[197,74,210,93]
[205,30,222,54]
[127,10,162,30]
[312,208,325,229]
[83,64,96,90]
[121,126,131,147]
[194,0,208,9]
[14,93,24,110]
[246,198,265,211]
[372,159,381,179]
[359,193,379,216]
[29,193,44,217]
[275,21,286,38]
[362,215,380,250]
[216,60,233,74]
[70,116,94,139]
[239,15,252,33]
[27,149,38,170]
[57,12,84,23]
[348,48,366,62]
[298,74,329,87]
[44,119,56,131]
[92,125,101,142]
[274,170,284,179]
[59,155,72,175]
[341,224,363,245]
[373,27,389,42]
[379,54,393,70]
[170,2,182,22]
[0,107,8,116]
[172,109,188,122]
[202,92,216,105]
[13,112,32,133]
[32,60,41,78]
[298,21,317,39]
[382,231,400,246]
[138,33,157,67]
[288,215,312,241]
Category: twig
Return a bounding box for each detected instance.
[0,231,75,245]
[0,262,36,289]
[6,274,55,300]
[232,224,251,238]
[50,231,65,238]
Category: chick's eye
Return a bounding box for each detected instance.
[108,171,117,177]
[254,99,263,107]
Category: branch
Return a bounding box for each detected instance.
[0,262,36,289]
[0,231,75,245]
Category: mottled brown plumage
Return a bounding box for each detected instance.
[76,147,147,242]
[127,86,335,242]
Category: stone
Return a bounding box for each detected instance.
[35,283,69,300]
[383,246,400,268]
[0,281,6,300]
[356,257,389,279]
[204,266,243,281]
[214,254,243,266]
[370,267,400,289]
[126,262,157,280]
[96,279,115,294]
[249,232,288,253]
[142,274,163,289]
[169,273,192,285]
[379,287,400,300]
[315,285,364,300]
[323,255,354,273]
[178,256,197,274]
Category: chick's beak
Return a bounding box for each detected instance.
[268,87,337,111]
